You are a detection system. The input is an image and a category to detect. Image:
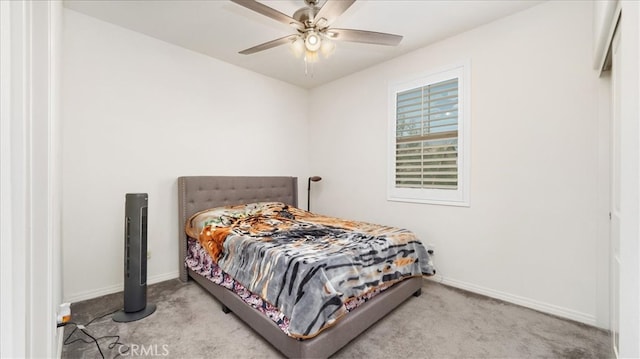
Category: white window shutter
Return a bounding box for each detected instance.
[395,78,459,190]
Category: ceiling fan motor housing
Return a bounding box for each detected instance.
[293,5,320,27]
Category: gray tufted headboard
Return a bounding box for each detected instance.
[177,176,298,281]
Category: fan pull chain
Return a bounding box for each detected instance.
[304,56,314,77]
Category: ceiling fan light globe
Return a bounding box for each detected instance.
[305,32,322,52]
[290,37,305,58]
[320,40,335,58]
[304,50,319,63]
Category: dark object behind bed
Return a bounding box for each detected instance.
[178,176,422,358]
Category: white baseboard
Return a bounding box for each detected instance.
[148,271,180,286]
[427,274,598,327]
[64,271,179,304]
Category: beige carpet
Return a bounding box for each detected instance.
[62,279,612,358]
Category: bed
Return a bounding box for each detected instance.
[178,176,432,358]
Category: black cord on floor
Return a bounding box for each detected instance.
[63,309,129,359]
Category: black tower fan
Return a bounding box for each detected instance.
[113,193,156,322]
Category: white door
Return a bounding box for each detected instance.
[609,26,621,359]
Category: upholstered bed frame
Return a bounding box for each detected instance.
[178,176,423,358]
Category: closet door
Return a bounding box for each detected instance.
[609,26,621,359]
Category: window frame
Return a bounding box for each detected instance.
[387,62,471,207]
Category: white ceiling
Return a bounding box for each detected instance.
[64,0,544,89]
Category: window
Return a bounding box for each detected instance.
[388,63,470,206]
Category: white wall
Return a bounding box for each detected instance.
[62,9,310,302]
[309,1,607,327]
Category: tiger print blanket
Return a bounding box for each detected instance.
[186,202,435,339]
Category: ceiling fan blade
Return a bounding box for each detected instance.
[327,28,403,46]
[231,0,303,29]
[239,35,298,55]
[314,0,356,28]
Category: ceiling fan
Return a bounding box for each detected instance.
[230,0,403,60]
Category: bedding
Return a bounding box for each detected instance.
[186,237,394,336]
[186,238,291,333]
[185,202,434,339]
